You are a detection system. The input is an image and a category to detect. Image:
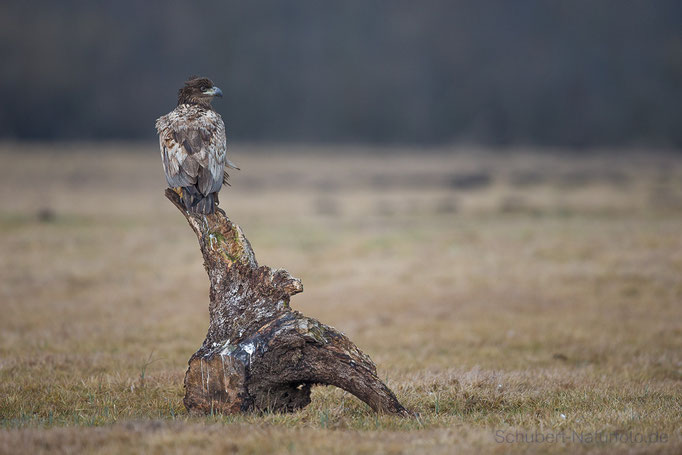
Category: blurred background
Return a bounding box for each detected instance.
[1,0,681,146]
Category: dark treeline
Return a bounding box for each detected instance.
[0,1,681,147]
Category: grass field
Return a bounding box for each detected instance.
[0,143,680,454]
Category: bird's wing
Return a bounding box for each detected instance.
[156,109,227,195]
[225,157,240,170]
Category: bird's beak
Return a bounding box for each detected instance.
[206,86,223,97]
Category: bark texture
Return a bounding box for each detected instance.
[166,190,409,416]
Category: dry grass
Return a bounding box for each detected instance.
[0,143,680,454]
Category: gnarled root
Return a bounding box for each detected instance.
[166,189,409,416]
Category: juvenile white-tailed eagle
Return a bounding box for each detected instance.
[155,76,239,214]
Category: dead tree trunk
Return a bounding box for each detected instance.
[165,190,409,416]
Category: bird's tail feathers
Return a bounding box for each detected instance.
[193,193,215,214]
[181,186,216,214]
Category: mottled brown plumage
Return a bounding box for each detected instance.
[155,76,238,214]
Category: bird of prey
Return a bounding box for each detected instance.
[155,76,239,214]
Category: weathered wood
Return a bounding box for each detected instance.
[166,189,409,416]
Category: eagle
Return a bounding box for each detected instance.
[155,76,239,214]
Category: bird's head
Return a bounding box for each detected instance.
[177,76,223,108]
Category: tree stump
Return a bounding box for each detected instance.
[165,190,409,416]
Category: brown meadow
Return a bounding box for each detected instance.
[0,144,680,454]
